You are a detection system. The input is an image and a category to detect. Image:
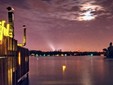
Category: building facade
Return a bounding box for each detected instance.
[0,7,29,85]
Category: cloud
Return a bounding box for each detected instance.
[1,0,112,21]
[41,0,113,21]
[0,0,29,9]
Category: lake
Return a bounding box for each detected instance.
[29,56,113,85]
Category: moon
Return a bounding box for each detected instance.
[77,3,103,21]
[78,9,96,21]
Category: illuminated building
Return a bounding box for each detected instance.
[0,7,29,85]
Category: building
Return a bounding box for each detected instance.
[0,7,29,85]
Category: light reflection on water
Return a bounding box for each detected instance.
[29,56,113,85]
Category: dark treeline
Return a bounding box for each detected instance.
[30,50,104,56]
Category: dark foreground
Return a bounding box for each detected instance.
[29,56,113,85]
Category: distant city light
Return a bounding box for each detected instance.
[48,42,55,51]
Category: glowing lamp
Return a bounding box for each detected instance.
[18,52,21,65]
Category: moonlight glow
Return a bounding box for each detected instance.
[77,2,103,21]
[78,10,96,21]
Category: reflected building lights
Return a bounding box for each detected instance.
[62,65,66,72]
[62,65,67,74]
[8,68,13,85]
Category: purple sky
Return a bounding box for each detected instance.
[0,0,113,51]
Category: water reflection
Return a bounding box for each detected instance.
[29,56,113,85]
[62,65,66,73]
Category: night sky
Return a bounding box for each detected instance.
[0,0,113,51]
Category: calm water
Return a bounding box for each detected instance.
[29,56,113,85]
